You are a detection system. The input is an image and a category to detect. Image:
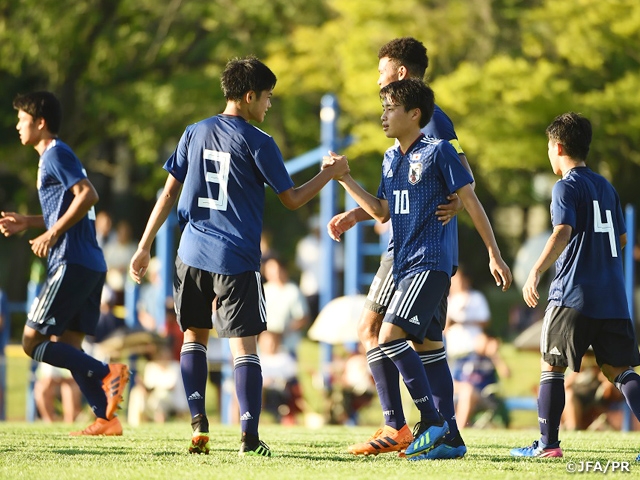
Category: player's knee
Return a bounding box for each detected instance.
[356,311,383,346]
[21,336,37,358]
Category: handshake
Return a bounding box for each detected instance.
[321,151,350,181]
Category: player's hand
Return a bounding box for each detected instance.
[327,211,357,242]
[489,256,512,292]
[323,151,350,180]
[522,269,541,308]
[0,211,28,237]
[435,194,463,226]
[29,229,59,258]
[129,248,150,284]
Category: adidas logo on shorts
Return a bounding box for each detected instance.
[409,316,420,325]
[549,346,562,355]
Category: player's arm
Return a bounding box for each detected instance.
[456,183,512,291]
[521,224,572,308]
[0,211,45,237]
[337,173,389,224]
[130,174,182,284]
[277,153,349,210]
[28,178,99,258]
[327,207,374,242]
[436,151,474,226]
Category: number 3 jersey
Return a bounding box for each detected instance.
[164,114,294,275]
[547,166,629,319]
[377,134,473,284]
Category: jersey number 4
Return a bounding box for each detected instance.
[198,149,230,211]
[593,200,618,257]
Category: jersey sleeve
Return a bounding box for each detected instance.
[422,106,464,154]
[163,126,191,183]
[46,148,86,190]
[550,180,577,229]
[435,141,473,194]
[253,137,294,194]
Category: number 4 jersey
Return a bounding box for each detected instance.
[548,166,629,319]
[164,114,294,275]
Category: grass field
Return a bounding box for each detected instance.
[0,423,639,479]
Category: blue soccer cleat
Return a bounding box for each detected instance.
[404,419,449,458]
[510,439,563,458]
[407,432,466,460]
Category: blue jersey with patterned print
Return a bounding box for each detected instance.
[377,134,473,283]
[37,140,106,274]
[386,104,464,267]
[547,166,628,319]
[164,114,294,275]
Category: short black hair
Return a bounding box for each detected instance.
[545,112,592,161]
[13,91,62,134]
[221,56,277,101]
[378,37,429,79]
[380,79,435,129]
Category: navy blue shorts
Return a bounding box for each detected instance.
[174,256,267,338]
[26,264,105,337]
[541,305,640,371]
[383,270,450,344]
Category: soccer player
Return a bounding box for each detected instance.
[0,91,129,435]
[129,56,348,457]
[325,78,511,460]
[328,37,472,458]
[510,112,640,459]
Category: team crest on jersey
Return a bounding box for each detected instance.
[408,162,422,185]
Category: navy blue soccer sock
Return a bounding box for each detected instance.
[71,370,108,419]
[379,339,440,424]
[538,371,565,445]
[234,354,262,438]
[615,369,640,421]
[33,341,110,419]
[419,348,459,439]
[180,342,208,420]
[33,340,109,379]
[367,346,405,430]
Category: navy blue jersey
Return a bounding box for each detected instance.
[37,140,106,274]
[164,114,294,275]
[547,167,628,319]
[386,104,464,265]
[377,135,473,283]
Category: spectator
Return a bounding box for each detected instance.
[295,217,322,321]
[137,257,165,333]
[94,210,115,250]
[454,334,511,428]
[445,265,491,360]
[262,256,309,357]
[33,362,82,423]
[259,330,306,425]
[128,343,189,425]
[103,219,138,305]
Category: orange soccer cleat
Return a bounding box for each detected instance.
[70,417,123,436]
[347,424,414,456]
[102,363,130,420]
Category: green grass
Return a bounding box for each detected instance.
[0,423,639,479]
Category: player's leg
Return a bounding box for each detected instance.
[174,256,214,454]
[214,270,271,457]
[378,271,450,459]
[594,317,640,429]
[23,265,125,435]
[348,256,412,455]
[511,306,590,458]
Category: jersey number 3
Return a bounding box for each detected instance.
[593,200,618,257]
[198,149,230,211]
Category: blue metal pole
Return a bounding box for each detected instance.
[623,204,636,432]
[319,94,339,390]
